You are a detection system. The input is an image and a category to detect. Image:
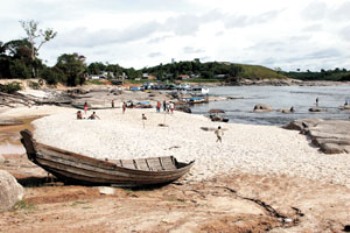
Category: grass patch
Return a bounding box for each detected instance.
[237,64,288,80]
[14,200,35,211]
[70,200,88,207]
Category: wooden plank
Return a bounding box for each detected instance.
[134,159,149,171]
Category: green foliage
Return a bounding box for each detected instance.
[0,82,22,94]
[124,68,142,80]
[141,60,243,82]
[14,200,35,211]
[187,78,221,83]
[55,53,86,86]
[284,68,350,81]
[87,62,106,75]
[39,67,65,85]
[9,60,32,78]
[28,80,41,89]
[237,64,287,80]
[85,79,105,85]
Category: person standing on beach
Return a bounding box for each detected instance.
[316,97,319,107]
[163,100,167,112]
[215,126,224,143]
[122,102,126,114]
[83,101,88,115]
[156,101,161,113]
[111,100,114,108]
[142,113,147,128]
[169,102,175,114]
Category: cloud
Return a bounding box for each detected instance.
[183,46,205,54]
[148,35,174,44]
[339,24,350,40]
[223,10,280,28]
[148,52,162,58]
[301,1,327,21]
[330,2,350,21]
[1,0,350,71]
[302,48,341,60]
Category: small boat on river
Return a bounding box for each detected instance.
[20,130,194,186]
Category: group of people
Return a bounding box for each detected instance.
[155,100,175,113]
[76,110,100,120]
[78,100,224,143]
[76,102,100,120]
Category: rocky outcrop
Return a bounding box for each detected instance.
[253,104,273,113]
[0,170,24,212]
[238,78,302,86]
[284,119,350,154]
[308,120,350,154]
[283,119,322,131]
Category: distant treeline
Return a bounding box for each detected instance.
[1,37,349,86]
[283,68,350,81]
[140,59,242,81]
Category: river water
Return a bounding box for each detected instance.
[191,85,350,126]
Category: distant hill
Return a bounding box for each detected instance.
[140,60,289,84]
[235,64,288,80]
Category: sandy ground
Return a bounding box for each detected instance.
[26,106,350,187]
[0,105,350,232]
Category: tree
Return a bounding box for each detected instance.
[40,67,65,85]
[55,53,86,86]
[0,39,34,78]
[20,20,57,77]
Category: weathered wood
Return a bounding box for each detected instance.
[20,129,194,186]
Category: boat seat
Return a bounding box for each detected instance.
[115,156,177,171]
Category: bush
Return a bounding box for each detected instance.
[9,60,32,78]
[40,68,65,85]
[28,81,41,90]
[0,82,22,94]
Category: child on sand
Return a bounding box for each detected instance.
[88,111,100,120]
[215,126,224,143]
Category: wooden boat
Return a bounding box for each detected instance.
[20,130,194,186]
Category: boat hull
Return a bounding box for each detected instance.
[20,130,194,186]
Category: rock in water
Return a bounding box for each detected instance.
[0,170,24,212]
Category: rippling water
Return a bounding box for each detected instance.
[191,85,350,126]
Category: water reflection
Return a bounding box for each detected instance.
[0,116,38,155]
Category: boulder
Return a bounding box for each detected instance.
[0,170,24,212]
[339,105,350,111]
[308,107,322,112]
[253,104,273,112]
[283,119,322,131]
[278,107,295,114]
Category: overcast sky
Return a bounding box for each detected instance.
[1,0,350,71]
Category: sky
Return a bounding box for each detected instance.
[1,0,350,71]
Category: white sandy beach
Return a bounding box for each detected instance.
[2,105,349,187]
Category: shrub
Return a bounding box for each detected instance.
[0,82,22,94]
